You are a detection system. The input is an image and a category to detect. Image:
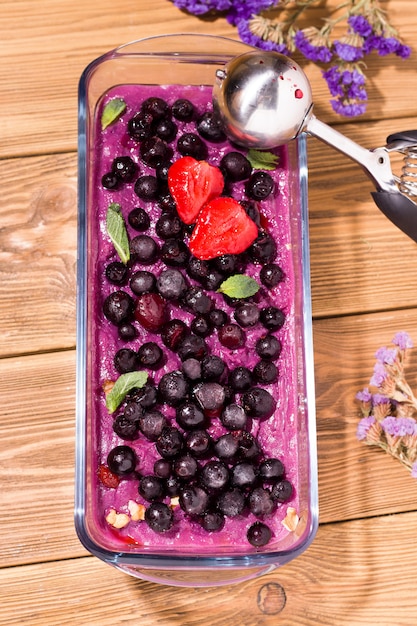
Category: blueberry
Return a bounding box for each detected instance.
[260,263,284,288]
[134,175,159,200]
[165,475,181,497]
[233,302,260,327]
[212,254,238,275]
[128,112,154,142]
[245,171,274,200]
[145,502,174,532]
[177,334,207,361]
[158,188,177,212]
[259,458,285,482]
[156,426,184,459]
[128,207,151,232]
[230,462,258,489]
[228,366,253,391]
[247,521,272,547]
[155,213,183,240]
[114,348,138,374]
[101,172,120,190]
[200,460,229,492]
[191,315,212,338]
[242,387,276,419]
[200,511,225,532]
[259,306,285,331]
[255,334,282,360]
[140,137,171,167]
[208,308,229,328]
[237,431,261,460]
[253,359,278,384]
[105,261,128,285]
[155,162,172,182]
[220,403,247,431]
[137,342,163,369]
[220,152,252,181]
[172,98,195,121]
[249,487,275,518]
[154,459,172,479]
[124,400,144,422]
[271,479,293,502]
[161,319,188,351]
[187,256,210,282]
[112,413,139,440]
[217,488,246,517]
[203,268,224,291]
[177,132,208,160]
[160,239,190,267]
[130,234,159,264]
[138,410,168,441]
[130,270,156,295]
[201,355,225,381]
[196,111,226,143]
[218,323,245,349]
[193,382,226,413]
[181,358,202,382]
[176,401,206,430]
[139,475,165,501]
[155,118,177,142]
[173,454,198,482]
[158,371,189,406]
[135,292,168,332]
[111,156,137,182]
[182,286,213,315]
[141,96,170,121]
[103,290,134,326]
[249,231,277,264]
[156,268,187,301]
[185,429,212,458]
[118,323,137,341]
[213,433,239,462]
[179,485,209,516]
[107,445,137,476]
[129,383,158,409]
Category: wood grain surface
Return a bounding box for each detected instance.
[2,0,417,624]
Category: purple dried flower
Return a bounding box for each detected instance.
[294,30,333,63]
[411,461,417,478]
[356,387,372,403]
[356,415,376,440]
[330,99,367,117]
[173,0,232,15]
[334,40,364,62]
[392,331,413,350]
[227,0,276,25]
[237,18,289,55]
[370,361,388,387]
[348,15,373,38]
[372,393,390,406]
[380,416,417,437]
[375,346,397,365]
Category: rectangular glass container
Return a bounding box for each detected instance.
[76,34,318,587]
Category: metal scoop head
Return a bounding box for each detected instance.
[213,51,313,149]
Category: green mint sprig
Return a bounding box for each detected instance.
[105,371,148,413]
[101,97,126,130]
[218,274,260,299]
[106,203,130,264]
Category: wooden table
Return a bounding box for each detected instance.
[2,1,417,623]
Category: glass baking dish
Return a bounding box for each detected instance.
[75,33,318,587]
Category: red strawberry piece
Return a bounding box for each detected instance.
[189,197,259,260]
[168,156,224,224]
[98,464,121,489]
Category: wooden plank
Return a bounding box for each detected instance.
[1,510,417,625]
[0,0,416,158]
[2,310,417,567]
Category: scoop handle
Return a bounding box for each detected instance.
[371,191,417,243]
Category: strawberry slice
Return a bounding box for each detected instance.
[168,156,224,224]
[189,196,259,260]
[97,464,121,489]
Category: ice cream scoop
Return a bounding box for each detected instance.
[213,50,417,243]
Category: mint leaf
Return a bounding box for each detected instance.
[101,97,126,130]
[105,371,148,413]
[218,274,260,299]
[247,149,279,171]
[106,203,130,264]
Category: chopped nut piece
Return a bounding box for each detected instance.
[170,496,180,508]
[105,508,130,529]
[128,500,146,521]
[103,379,115,395]
[281,506,299,532]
